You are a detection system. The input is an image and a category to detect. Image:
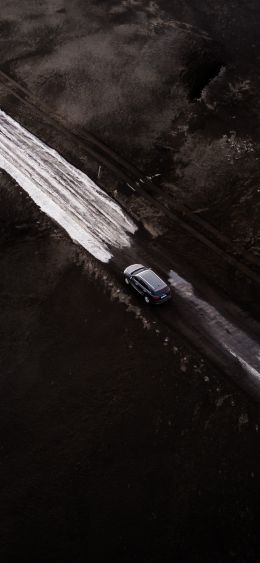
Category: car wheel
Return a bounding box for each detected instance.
[144,295,150,304]
[124,277,129,284]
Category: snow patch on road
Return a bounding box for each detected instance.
[0,109,137,262]
[169,270,260,381]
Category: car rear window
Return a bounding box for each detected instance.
[139,270,166,291]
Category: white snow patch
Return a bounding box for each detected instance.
[0,109,137,262]
[169,270,260,379]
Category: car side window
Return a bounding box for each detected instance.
[138,279,149,290]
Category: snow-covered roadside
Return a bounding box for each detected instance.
[169,270,260,387]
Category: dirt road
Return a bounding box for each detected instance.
[0,108,259,397]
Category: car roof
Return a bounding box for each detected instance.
[136,269,166,290]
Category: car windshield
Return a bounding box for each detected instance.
[139,270,166,292]
[133,267,146,275]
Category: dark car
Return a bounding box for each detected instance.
[123,264,171,304]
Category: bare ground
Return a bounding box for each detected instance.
[1,171,260,563]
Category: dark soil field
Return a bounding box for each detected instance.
[1,171,260,563]
[0,2,260,562]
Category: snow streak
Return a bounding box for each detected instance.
[0,109,137,262]
[169,270,260,384]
